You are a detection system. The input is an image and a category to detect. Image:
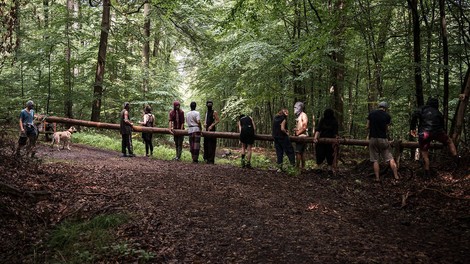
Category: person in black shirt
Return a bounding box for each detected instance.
[120,102,134,157]
[366,102,399,182]
[410,97,459,177]
[203,100,220,164]
[272,108,295,172]
[313,109,338,174]
[238,114,256,168]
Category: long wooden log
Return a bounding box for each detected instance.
[43,116,442,149]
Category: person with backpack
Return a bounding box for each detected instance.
[238,114,256,168]
[186,102,202,163]
[410,97,460,178]
[139,105,155,157]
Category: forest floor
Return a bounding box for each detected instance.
[1,140,469,263]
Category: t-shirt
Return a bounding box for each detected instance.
[20,109,34,125]
[186,110,201,133]
[169,110,185,129]
[272,114,288,138]
[367,109,391,139]
[316,117,338,138]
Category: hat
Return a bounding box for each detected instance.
[378,101,389,109]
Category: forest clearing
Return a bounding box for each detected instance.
[1,138,469,263]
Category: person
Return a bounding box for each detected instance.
[272,108,295,172]
[203,100,220,164]
[139,105,155,157]
[238,114,256,168]
[293,102,308,170]
[313,109,339,174]
[17,100,38,157]
[169,101,185,161]
[410,97,460,178]
[186,102,202,163]
[120,102,135,157]
[366,101,399,182]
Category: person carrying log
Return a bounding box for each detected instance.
[366,101,399,182]
[410,97,460,178]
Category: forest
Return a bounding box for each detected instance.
[1,0,469,140]
[1,0,469,263]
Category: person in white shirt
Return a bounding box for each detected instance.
[186,102,202,163]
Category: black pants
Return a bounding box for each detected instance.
[143,133,153,155]
[174,135,184,159]
[315,143,334,165]
[203,137,217,164]
[121,134,133,155]
[274,137,295,166]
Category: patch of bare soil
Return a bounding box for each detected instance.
[1,140,469,263]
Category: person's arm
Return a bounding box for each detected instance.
[237,120,241,133]
[124,110,133,126]
[139,114,147,125]
[250,116,256,132]
[19,114,24,133]
[208,111,220,131]
[281,119,289,135]
[410,110,419,137]
[313,131,320,143]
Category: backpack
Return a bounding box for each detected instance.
[146,114,154,127]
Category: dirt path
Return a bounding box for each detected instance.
[2,143,469,263]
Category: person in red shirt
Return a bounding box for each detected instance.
[169,101,185,160]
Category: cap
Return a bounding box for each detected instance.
[378,101,389,109]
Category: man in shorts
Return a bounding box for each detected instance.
[366,101,399,182]
[293,102,308,170]
[410,97,459,178]
[17,100,38,157]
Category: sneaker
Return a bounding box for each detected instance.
[128,153,135,157]
[121,154,128,157]
[173,157,180,161]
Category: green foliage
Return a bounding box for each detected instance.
[47,214,131,263]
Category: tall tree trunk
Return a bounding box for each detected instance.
[142,0,150,99]
[450,67,470,145]
[408,0,424,107]
[331,0,345,131]
[64,0,73,118]
[439,0,449,130]
[91,0,110,122]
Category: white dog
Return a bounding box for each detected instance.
[51,126,77,150]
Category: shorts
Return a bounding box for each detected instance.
[295,142,307,153]
[418,131,450,151]
[369,137,393,162]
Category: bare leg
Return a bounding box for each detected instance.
[389,158,399,179]
[246,144,252,162]
[421,150,430,171]
[373,161,380,181]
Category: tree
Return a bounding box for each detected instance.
[91,0,110,122]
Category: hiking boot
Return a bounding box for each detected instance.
[423,170,431,179]
[245,162,252,169]
[121,154,128,157]
[453,155,461,167]
[128,153,135,157]
[241,159,246,168]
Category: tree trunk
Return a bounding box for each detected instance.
[64,0,74,118]
[331,0,346,131]
[43,116,441,149]
[91,0,110,122]
[408,0,424,106]
[450,67,470,145]
[439,0,449,130]
[142,0,150,99]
